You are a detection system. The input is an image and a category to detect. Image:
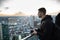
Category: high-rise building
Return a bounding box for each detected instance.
[0,23,3,40]
[0,17,9,40]
[2,24,9,40]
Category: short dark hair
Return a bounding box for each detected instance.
[38,7,46,15]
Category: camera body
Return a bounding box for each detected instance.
[30,28,38,33]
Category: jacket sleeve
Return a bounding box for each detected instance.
[39,21,53,40]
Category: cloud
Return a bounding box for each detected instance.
[0,0,7,7]
[0,0,60,15]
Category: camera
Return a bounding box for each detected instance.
[30,28,38,33]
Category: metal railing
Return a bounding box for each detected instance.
[21,34,32,40]
[21,34,40,40]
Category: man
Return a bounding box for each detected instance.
[55,13,60,40]
[32,7,55,40]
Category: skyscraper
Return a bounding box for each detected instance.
[0,23,3,40]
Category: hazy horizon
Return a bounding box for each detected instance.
[0,0,60,15]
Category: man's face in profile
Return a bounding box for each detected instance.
[38,11,43,18]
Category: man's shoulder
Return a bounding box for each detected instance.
[41,20,53,25]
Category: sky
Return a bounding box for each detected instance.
[0,0,60,15]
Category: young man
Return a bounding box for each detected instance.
[55,13,60,40]
[33,7,55,40]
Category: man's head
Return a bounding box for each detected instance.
[38,7,46,18]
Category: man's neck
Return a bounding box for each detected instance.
[41,15,46,20]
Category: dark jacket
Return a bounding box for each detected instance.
[55,13,60,27]
[37,15,55,40]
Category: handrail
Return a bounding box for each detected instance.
[19,33,40,40]
[21,34,33,40]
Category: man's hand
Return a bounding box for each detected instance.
[32,29,37,35]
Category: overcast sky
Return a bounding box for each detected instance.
[0,0,60,15]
